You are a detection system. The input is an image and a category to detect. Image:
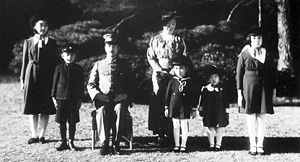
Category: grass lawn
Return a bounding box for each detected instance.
[0,82,299,162]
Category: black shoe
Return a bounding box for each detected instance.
[39,137,46,144]
[248,146,257,155]
[180,147,187,153]
[208,146,215,151]
[28,137,39,144]
[56,142,69,151]
[173,146,180,152]
[215,145,222,151]
[100,142,110,155]
[68,140,77,151]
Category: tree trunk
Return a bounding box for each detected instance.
[277,0,293,72]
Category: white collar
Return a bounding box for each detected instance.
[33,34,49,48]
[206,84,220,92]
[243,45,266,63]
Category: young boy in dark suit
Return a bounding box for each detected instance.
[51,43,84,151]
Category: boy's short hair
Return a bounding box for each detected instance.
[61,43,77,54]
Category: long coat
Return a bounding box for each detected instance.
[20,37,60,115]
[51,63,84,123]
[236,45,274,114]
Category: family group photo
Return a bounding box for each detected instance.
[0,0,300,161]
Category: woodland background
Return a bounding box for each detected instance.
[0,0,300,103]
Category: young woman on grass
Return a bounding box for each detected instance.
[236,27,275,155]
[20,15,60,144]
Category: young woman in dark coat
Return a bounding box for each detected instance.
[236,27,275,155]
[20,15,60,144]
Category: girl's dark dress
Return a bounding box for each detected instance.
[165,77,198,119]
[200,84,229,127]
[236,46,274,114]
[20,37,60,115]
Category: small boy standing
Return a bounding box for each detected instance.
[165,55,198,152]
[198,65,229,151]
[51,43,84,151]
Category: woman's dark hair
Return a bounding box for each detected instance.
[29,15,49,34]
[245,26,263,44]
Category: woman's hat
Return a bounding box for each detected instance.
[161,11,182,22]
[172,55,191,66]
[61,43,77,54]
[29,15,47,29]
[205,65,221,76]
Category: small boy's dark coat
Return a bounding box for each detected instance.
[51,63,84,101]
[51,63,84,123]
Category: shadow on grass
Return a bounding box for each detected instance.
[130,136,300,154]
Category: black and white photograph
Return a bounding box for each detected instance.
[0,0,299,161]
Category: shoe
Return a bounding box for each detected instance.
[180,147,187,153]
[56,142,69,151]
[68,140,77,151]
[100,142,110,155]
[173,146,180,152]
[215,145,222,151]
[208,145,215,151]
[248,146,257,155]
[39,137,46,144]
[257,147,264,155]
[28,137,39,144]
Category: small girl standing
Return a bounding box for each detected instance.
[198,65,229,151]
[165,56,198,152]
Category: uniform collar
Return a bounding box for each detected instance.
[174,76,191,81]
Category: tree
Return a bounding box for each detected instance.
[276,0,293,72]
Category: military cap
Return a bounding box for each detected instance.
[103,32,119,44]
[61,43,77,54]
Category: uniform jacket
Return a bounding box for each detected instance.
[87,57,134,101]
[165,76,199,118]
[51,63,84,101]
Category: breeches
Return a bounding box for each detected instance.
[96,102,128,144]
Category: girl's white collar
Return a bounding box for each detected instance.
[206,83,220,92]
[242,45,266,63]
[33,34,49,48]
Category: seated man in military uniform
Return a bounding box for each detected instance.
[87,32,134,155]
